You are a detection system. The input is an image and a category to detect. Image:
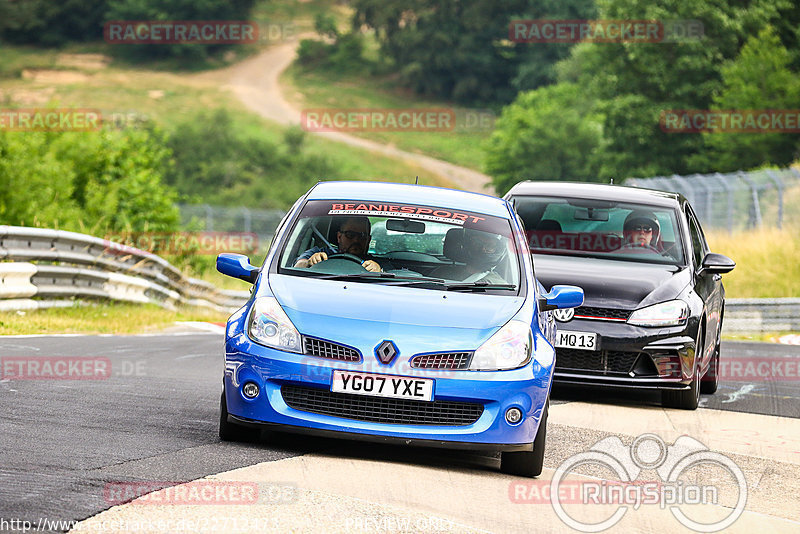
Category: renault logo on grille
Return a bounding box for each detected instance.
[553,308,574,322]
[375,340,398,364]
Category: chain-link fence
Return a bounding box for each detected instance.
[625,167,800,232]
[178,204,285,250]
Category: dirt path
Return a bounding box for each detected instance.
[217,42,495,194]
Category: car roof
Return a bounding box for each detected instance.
[505,181,683,209]
[307,181,512,218]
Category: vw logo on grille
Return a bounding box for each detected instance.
[553,308,574,322]
[375,340,399,364]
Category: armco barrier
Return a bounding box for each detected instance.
[0,226,795,332]
[723,298,800,334]
[0,226,250,313]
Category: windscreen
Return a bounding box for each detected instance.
[276,199,521,291]
[513,196,686,265]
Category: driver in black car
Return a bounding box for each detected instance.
[621,210,661,251]
[294,216,384,272]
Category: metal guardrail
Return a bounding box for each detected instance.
[0,226,250,313]
[723,298,800,334]
[0,226,795,332]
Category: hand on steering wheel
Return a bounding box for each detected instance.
[327,253,382,272]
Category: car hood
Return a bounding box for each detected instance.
[266,274,525,354]
[534,255,690,310]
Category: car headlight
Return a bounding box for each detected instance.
[470,320,532,370]
[627,300,688,327]
[247,297,302,352]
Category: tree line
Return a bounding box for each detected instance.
[344,0,800,192]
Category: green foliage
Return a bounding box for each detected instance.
[0,131,81,228]
[165,109,337,209]
[107,0,256,63]
[512,0,597,91]
[297,14,367,72]
[486,0,800,187]
[0,0,108,45]
[0,126,179,234]
[352,0,538,104]
[484,83,604,193]
[696,26,800,171]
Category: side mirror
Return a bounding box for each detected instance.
[700,252,735,275]
[538,284,584,312]
[216,253,259,283]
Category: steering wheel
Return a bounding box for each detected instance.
[327,253,366,266]
[306,252,367,273]
[617,242,661,253]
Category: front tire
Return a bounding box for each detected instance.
[700,342,720,394]
[219,391,258,442]
[501,400,548,477]
[661,327,703,410]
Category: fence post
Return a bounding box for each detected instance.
[242,207,251,234]
[204,204,213,232]
[711,173,734,233]
[764,169,784,229]
[737,171,762,228]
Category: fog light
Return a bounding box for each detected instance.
[242,382,260,399]
[505,407,523,424]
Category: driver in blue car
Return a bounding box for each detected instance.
[294,216,384,272]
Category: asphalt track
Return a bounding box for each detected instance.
[1,332,798,533]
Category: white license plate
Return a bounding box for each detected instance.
[554,330,598,350]
[331,371,433,402]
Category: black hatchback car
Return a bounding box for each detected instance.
[505,182,735,410]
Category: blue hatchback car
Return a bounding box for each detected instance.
[216,181,582,477]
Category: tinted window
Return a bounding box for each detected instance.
[513,196,686,265]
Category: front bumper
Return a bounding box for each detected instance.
[224,334,552,451]
[553,319,697,390]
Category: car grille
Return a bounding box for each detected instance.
[573,307,631,321]
[556,348,640,374]
[303,337,360,362]
[281,385,484,426]
[409,352,472,370]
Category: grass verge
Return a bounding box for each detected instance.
[0,302,229,336]
[281,63,494,172]
[705,226,800,298]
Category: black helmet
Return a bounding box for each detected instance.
[464,229,507,270]
[623,210,660,241]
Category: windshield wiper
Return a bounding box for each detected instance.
[444,281,517,292]
[312,272,398,281]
